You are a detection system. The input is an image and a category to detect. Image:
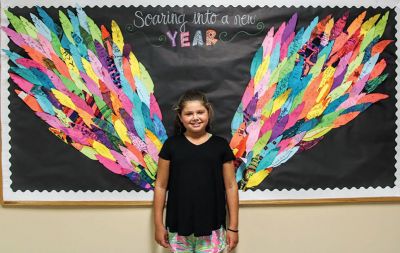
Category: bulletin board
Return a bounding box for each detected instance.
[1,0,400,205]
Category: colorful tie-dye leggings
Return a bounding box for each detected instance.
[167,226,226,253]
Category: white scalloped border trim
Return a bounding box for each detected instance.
[1,0,400,201]
[1,5,13,201]
[1,0,400,8]
[1,3,12,201]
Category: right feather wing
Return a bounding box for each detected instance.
[230,11,392,190]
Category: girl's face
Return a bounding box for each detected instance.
[179,100,209,134]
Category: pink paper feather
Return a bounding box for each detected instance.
[1,27,27,48]
[96,155,124,175]
[150,93,162,120]
[286,102,305,131]
[9,73,34,93]
[262,27,274,57]
[242,79,255,109]
[80,71,103,97]
[245,122,262,153]
[110,150,134,171]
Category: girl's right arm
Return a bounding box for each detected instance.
[153,157,170,248]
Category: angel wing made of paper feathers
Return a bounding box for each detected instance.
[2,7,167,190]
[230,11,393,190]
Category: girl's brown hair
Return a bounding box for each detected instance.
[173,90,214,135]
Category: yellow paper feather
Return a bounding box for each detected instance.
[245,169,270,189]
[145,129,163,150]
[92,140,115,161]
[129,52,141,78]
[254,56,270,86]
[306,100,330,120]
[303,127,332,141]
[52,89,76,110]
[82,58,99,85]
[324,18,334,37]
[61,48,79,75]
[317,66,335,103]
[111,20,124,52]
[361,14,380,36]
[114,119,132,144]
[271,89,291,115]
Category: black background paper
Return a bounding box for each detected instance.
[6,5,397,192]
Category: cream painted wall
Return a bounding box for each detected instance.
[1,203,400,253]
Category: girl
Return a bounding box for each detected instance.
[153,90,239,253]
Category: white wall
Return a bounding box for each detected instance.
[1,203,400,253]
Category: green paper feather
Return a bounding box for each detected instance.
[252,130,272,156]
[86,16,102,43]
[4,10,26,34]
[20,16,38,39]
[374,12,389,39]
[365,73,388,93]
[360,27,376,53]
[59,10,75,45]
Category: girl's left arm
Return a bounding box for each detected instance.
[223,160,239,251]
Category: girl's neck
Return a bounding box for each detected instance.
[184,131,209,139]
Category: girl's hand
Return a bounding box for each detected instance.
[226,230,239,252]
[155,225,170,248]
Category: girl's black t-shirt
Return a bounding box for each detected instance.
[158,134,235,237]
